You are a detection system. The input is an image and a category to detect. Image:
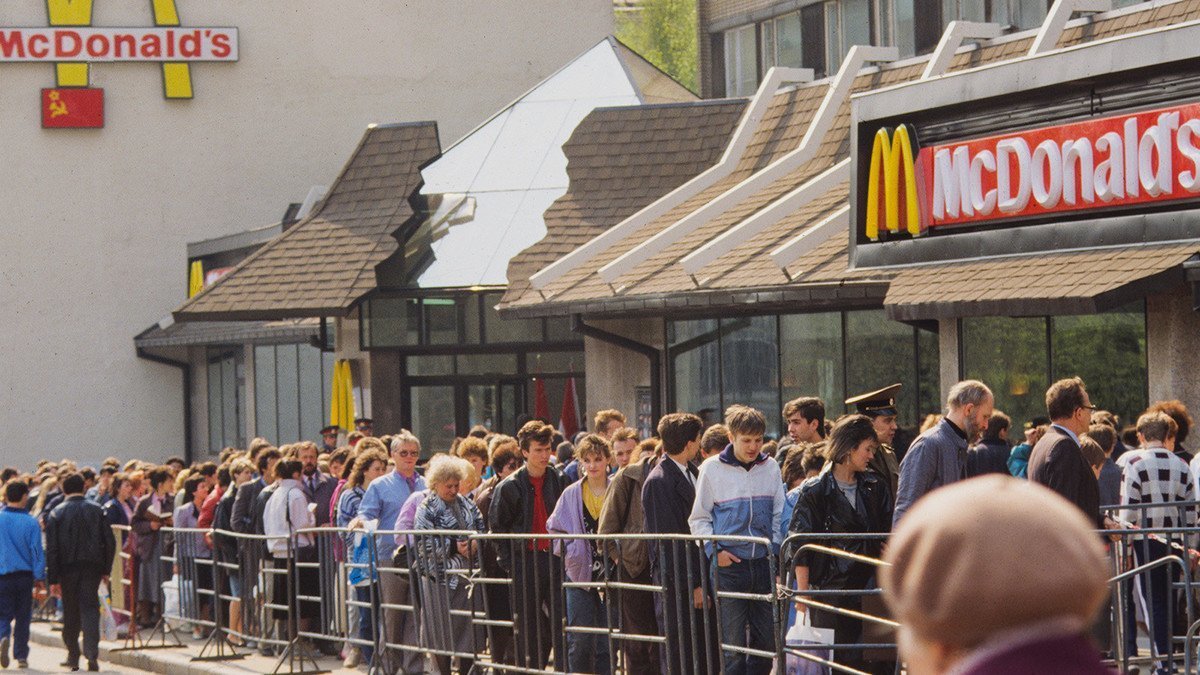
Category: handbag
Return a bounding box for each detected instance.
[785,610,835,675]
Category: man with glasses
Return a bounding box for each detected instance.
[1029,377,1107,529]
[354,432,424,674]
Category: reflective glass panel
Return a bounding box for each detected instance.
[846,310,917,424]
[456,353,519,376]
[254,345,278,444]
[721,315,782,438]
[669,319,722,427]
[408,355,455,377]
[424,298,459,345]
[776,12,804,67]
[843,0,872,53]
[276,345,300,443]
[484,292,541,343]
[962,316,1048,429]
[1051,303,1147,429]
[410,386,456,456]
[780,312,844,416]
[528,351,585,375]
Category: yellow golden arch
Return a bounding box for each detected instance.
[864,124,921,240]
[46,0,193,98]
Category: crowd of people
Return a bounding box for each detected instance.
[0,379,1196,674]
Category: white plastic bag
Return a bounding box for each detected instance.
[160,576,180,630]
[98,584,118,641]
[785,609,835,675]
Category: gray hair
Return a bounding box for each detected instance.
[425,455,465,487]
[946,380,993,412]
[390,431,421,454]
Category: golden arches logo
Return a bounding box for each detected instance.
[864,124,923,240]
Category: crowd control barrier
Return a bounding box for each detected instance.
[92,499,1200,675]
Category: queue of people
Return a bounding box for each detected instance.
[0,382,1197,674]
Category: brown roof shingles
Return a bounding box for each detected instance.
[175,122,440,321]
[509,2,1200,317]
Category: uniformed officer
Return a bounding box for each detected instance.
[845,384,902,498]
[319,425,340,453]
[354,417,374,437]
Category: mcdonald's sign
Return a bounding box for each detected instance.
[863,124,929,241]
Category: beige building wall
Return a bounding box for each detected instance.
[0,0,612,466]
[582,318,664,424]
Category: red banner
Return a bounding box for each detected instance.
[41,88,103,128]
[922,101,1200,228]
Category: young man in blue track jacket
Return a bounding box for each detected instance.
[0,480,45,670]
[689,405,785,675]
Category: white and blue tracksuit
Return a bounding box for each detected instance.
[688,445,785,559]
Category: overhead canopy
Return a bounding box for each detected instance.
[883,244,1200,322]
[174,122,441,321]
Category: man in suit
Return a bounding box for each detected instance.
[1029,377,1108,529]
[643,413,719,675]
[297,442,337,526]
[232,447,280,534]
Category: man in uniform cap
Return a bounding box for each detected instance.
[354,418,373,437]
[319,425,340,453]
[845,384,902,497]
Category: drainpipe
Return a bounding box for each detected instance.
[136,348,194,463]
[571,315,662,425]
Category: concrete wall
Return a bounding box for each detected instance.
[0,1,612,468]
[582,317,665,424]
[1147,285,1200,418]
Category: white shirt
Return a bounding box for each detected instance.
[263,479,314,557]
[671,456,694,487]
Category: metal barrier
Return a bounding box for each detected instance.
[779,532,898,675]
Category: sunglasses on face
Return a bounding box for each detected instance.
[397,451,419,458]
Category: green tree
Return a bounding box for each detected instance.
[616,0,699,93]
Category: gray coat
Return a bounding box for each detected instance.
[893,419,969,527]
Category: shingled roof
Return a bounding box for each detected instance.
[501,98,748,309]
[174,122,440,321]
[503,0,1200,319]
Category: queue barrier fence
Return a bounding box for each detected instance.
[107,499,1200,675]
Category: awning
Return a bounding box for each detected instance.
[883,243,1200,321]
[134,318,320,349]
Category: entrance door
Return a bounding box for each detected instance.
[466,379,522,436]
[406,378,525,453]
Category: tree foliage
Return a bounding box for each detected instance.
[616,0,699,93]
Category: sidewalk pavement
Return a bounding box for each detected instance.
[28,623,360,675]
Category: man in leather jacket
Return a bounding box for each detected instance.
[46,473,116,672]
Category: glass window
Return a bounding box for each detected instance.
[362,297,419,348]
[456,353,519,375]
[424,298,459,345]
[1015,0,1048,30]
[801,3,828,76]
[874,0,893,49]
[463,295,481,344]
[207,360,222,452]
[761,18,777,70]
[297,345,325,441]
[842,0,872,55]
[846,310,918,424]
[410,386,456,457]
[530,376,586,433]
[275,345,300,443]
[780,311,844,414]
[1051,303,1147,428]
[528,351,585,375]
[917,325,940,420]
[206,349,244,453]
[254,345,278,444]
[825,2,842,74]
[775,12,804,68]
[894,0,916,57]
[545,316,576,343]
[962,316,1049,429]
[483,292,541,343]
[724,24,758,97]
[721,315,782,438]
[669,319,722,427]
[408,355,454,376]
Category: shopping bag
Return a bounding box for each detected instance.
[785,610,835,675]
[98,584,119,641]
[160,576,180,630]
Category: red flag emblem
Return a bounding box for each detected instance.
[41,88,104,129]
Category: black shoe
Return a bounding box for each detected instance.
[1,635,9,668]
[86,661,98,672]
[58,659,77,670]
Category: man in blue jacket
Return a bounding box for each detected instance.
[0,480,45,670]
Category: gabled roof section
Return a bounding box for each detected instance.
[174,122,441,321]
[503,0,1200,318]
[500,98,748,308]
[387,37,696,290]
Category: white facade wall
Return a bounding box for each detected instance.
[0,1,612,466]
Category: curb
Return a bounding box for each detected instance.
[29,623,263,675]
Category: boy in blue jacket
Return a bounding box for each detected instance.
[0,480,46,669]
[689,405,784,675]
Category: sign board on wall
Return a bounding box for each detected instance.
[862,102,1200,240]
[6,0,238,128]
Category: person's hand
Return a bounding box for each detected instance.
[50,584,61,598]
[692,586,704,609]
[1024,428,1038,444]
[347,517,363,531]
[794,599,808,615]
[716,550,741,568]
[150,521,161,531]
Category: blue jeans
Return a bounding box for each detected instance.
[354,585,376,664]
[0,572,34,661]
[566,587,610,674]
[713,557,773,675]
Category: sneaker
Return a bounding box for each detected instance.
[0,635,9,668]
[14,661,25,669]
[343,647,361,668]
